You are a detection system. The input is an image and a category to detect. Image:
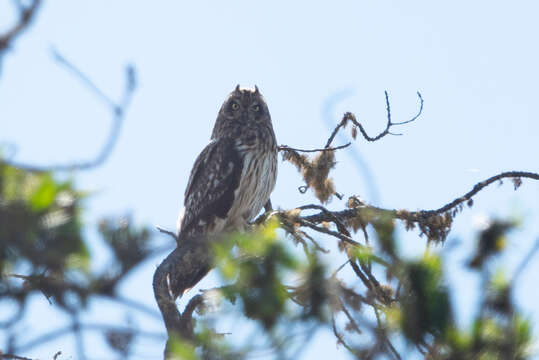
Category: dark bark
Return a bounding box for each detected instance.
[152,234,214,356]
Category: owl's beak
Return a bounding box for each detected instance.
[238,110,251,123]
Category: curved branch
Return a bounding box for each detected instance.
[15,322,165,353]
[0,354,35,360]
[285,170,539,245]
[152,234,213,347]
[301,171,538,223]
[0,0,42,54]
[4,51,137,172]
[151,169,538,358]
[297,218,360,246]
[278,143,351,153]
[325,91,423,147]
[279,92,422,156]
[416,171,538,217]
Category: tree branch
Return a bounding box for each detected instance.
[285,171,539,244]
[4,50,137,172]
[15,323,165,353]
[152,234,213,349]
[325,91,423,147]
[0,354,35,360]
[416,171,538,216]
[278,143,351,153]
[0,0,42,54]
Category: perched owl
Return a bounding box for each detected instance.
[177,85,278,244]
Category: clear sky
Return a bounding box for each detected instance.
[2,1,539,359]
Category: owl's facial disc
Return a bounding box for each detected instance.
[222,86,268,122]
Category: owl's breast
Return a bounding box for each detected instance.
[226,146,277,228]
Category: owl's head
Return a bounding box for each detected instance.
[212,85,273,139]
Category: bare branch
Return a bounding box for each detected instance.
[51,48,119,110]
[152,234,214,345]
[511,237,539,284]
[331,316,355,353]
[4,50,137,172]
[260,170,537,247]
[297,218,361,246]
[0,0,42,54]
[279,91,421,157]
[156,226,179,242]
[15,323,165,353]
[100,295,162,320]
[325,91,423,148]
[0,354,35,360]
[278,143,351,153]
[417,171,539,217]
[301,171,539,223]
[297,204,351,236]
[73,317,87,360]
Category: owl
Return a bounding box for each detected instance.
[177,84,278,246]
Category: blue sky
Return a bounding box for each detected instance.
[2,1,539,358]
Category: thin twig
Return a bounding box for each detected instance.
[73,317,87,360]
[0,0,42,53]
[373,306,401,360]
[297,218,360,246]
[332,260,350,277]
[278,143,351,153]
[511,237,539,284]
[347,256,374,292]
[386,338,402,360]
[156,226,178,242]
[15,323,165,353]
[52,48,117,109]
[325,91,423,148]
[331,316,355,353]
[0,354,35,360]
[417,171,539,217]
[337,297,362,334]
[297,204,351,236]
[101,295,162,320]
[5,50,137,172]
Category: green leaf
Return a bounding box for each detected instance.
[66,244,91,273]
[30,174,57,211]
[168,336,198,360]
[400,254,452,343]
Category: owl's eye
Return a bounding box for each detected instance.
[230,102,240,110]
[252,104,260,112]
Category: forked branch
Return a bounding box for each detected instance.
[325,91,424,147]
[292,170,539,244]
[0,0,42,54]
[4,50,137,172]
[278,91,423,155]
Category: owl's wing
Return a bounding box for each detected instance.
[178,137,243,238]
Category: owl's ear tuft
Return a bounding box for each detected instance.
[254,85,260,95]
[234,84,241,93]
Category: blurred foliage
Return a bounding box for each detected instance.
[1,157,536,360]
[171,214,533,360]
[0,163,86,275]
[2,155,532,359]
[399,254,452,344]
[2,2,537,358]
[0,159,154,356]
[213,221,330,330]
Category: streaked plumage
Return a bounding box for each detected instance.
[177,85,278,245]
